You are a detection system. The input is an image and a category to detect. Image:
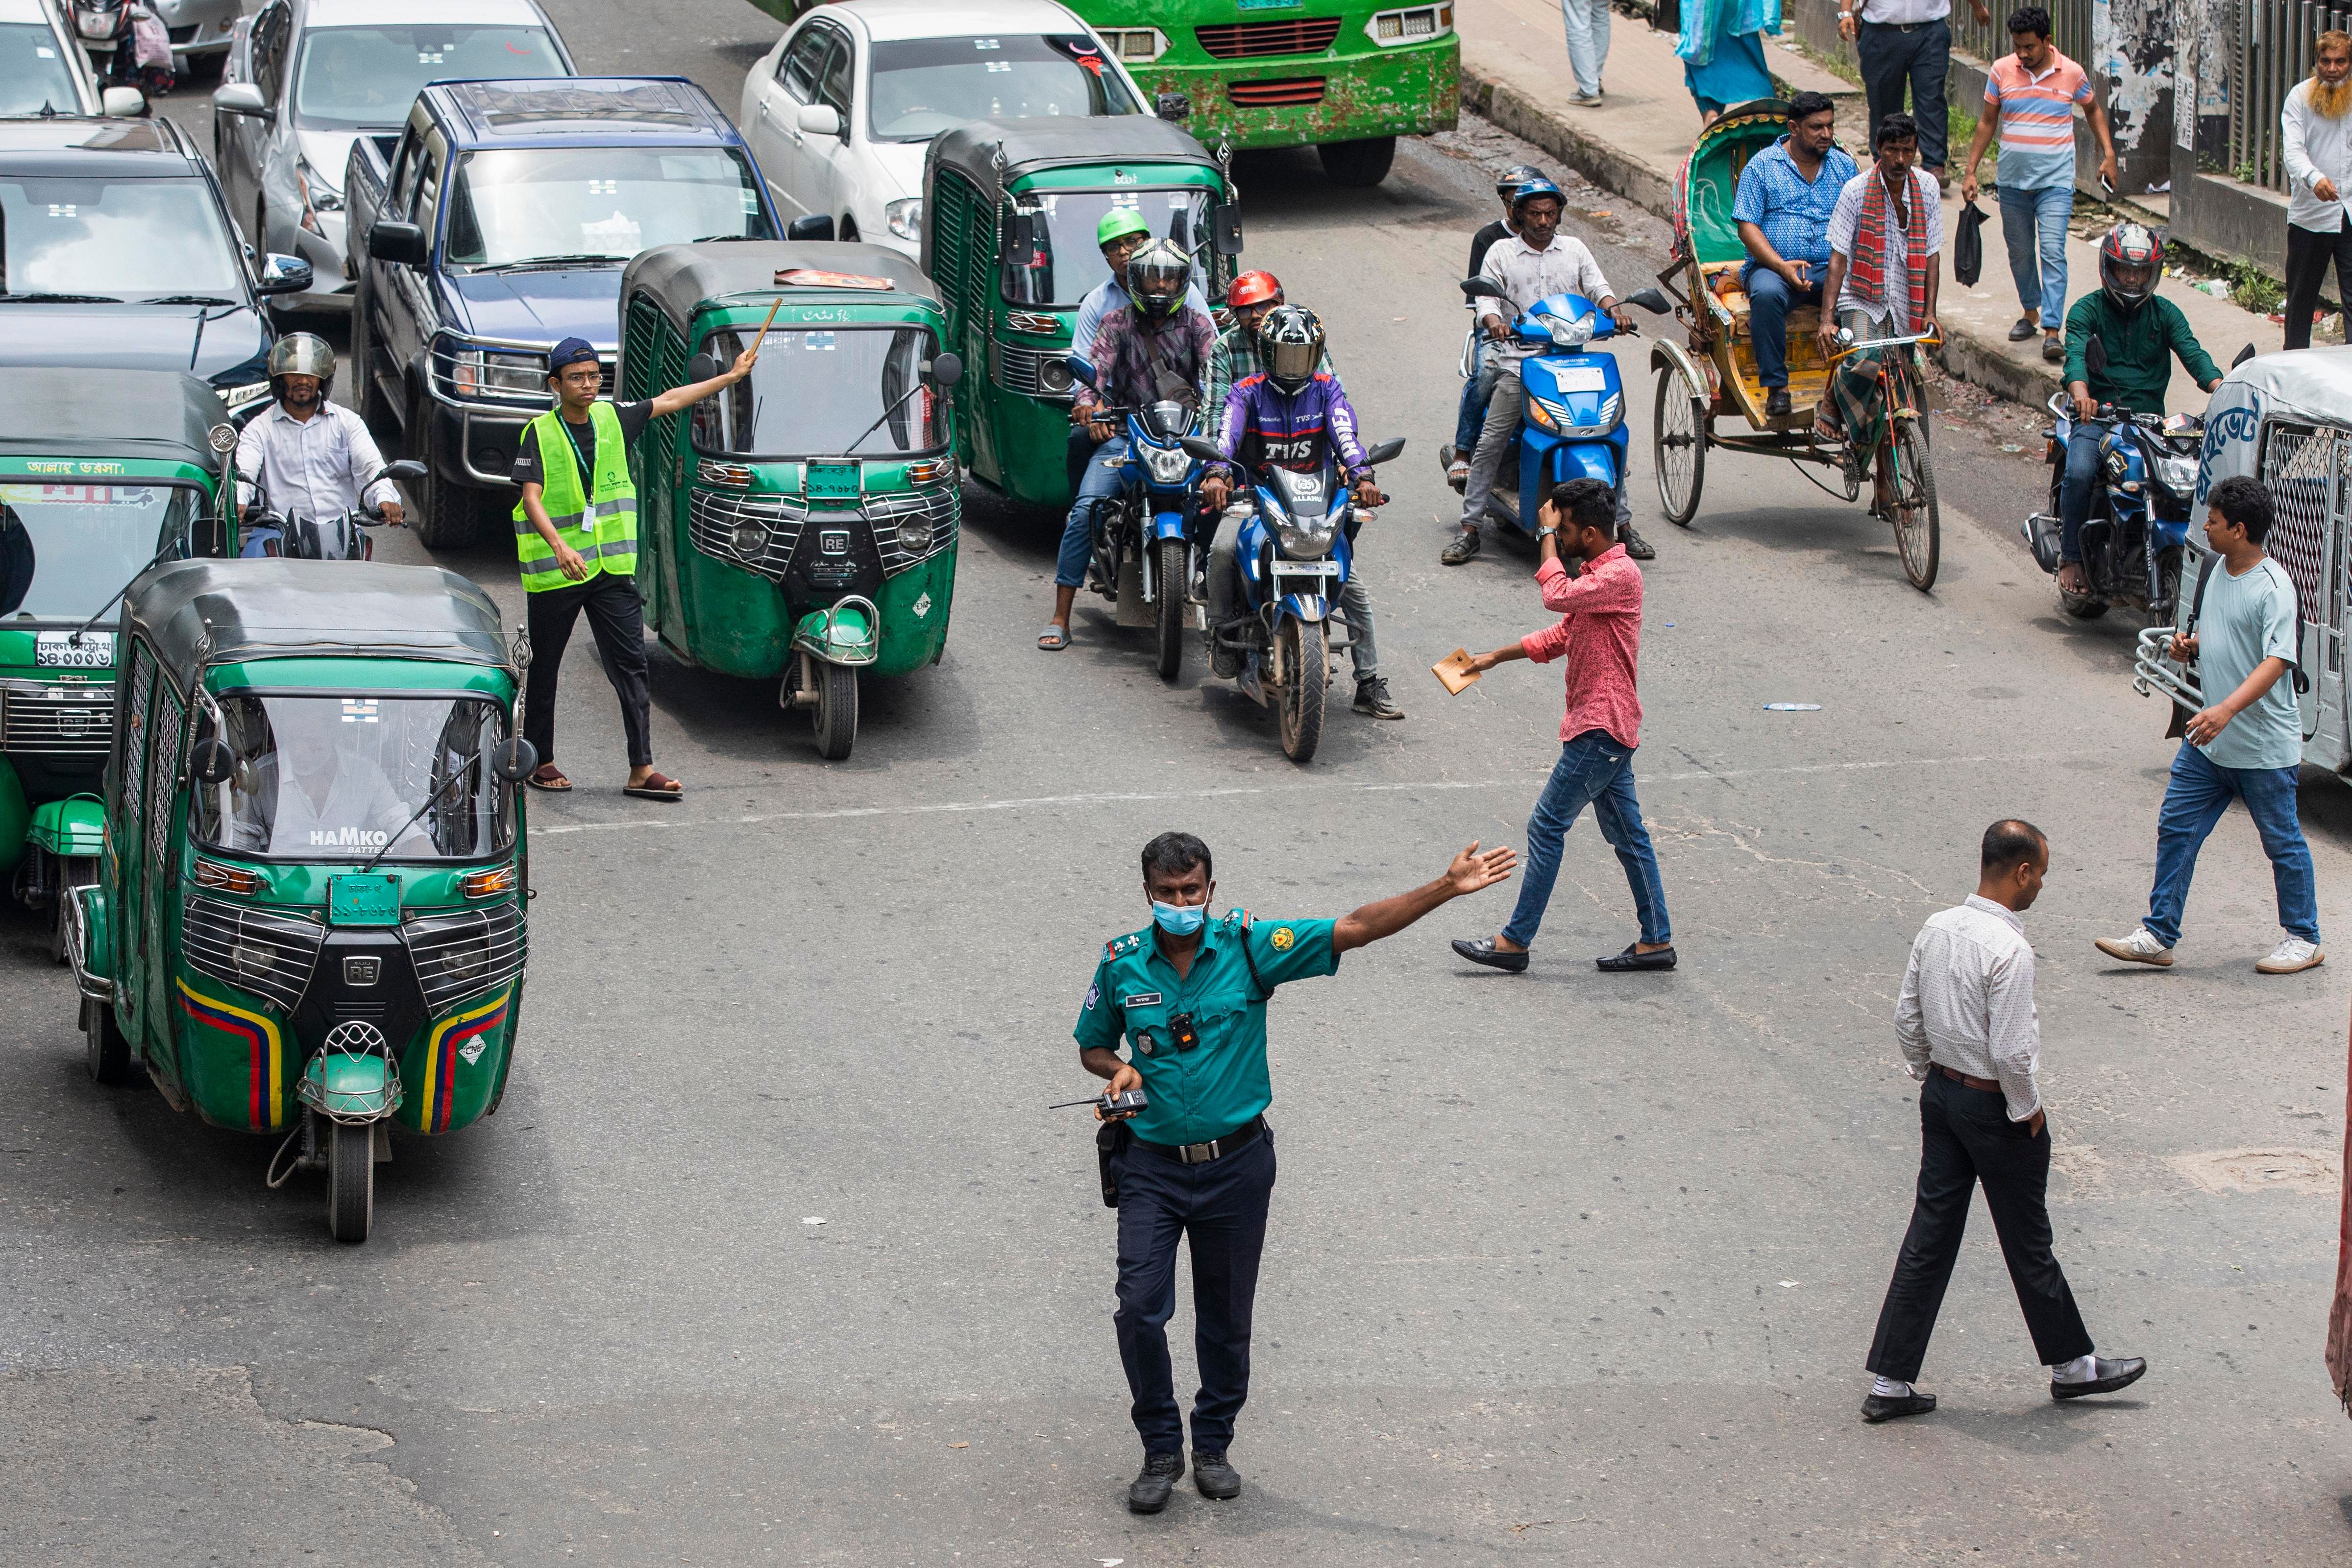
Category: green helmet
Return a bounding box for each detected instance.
[1096,208,1152,250]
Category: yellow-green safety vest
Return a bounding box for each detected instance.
[514,402,637,593]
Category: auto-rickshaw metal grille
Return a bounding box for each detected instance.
[0,679,114,756]
[993,340,1070,400]
[403,901,526,1014]
[2259,423,2337,651]
[182,892,325,1014]
[869,484,960,573]
[687,487,808,580]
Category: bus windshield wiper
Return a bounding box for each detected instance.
[0,292,124,303]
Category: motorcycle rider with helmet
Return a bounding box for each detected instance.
[1199,305,1403,720]
[1446,163,1547,490]
[1040,239,1218,651]
[1205,270,1331,447]
[2055,223,2225,597]
[1067,210,1212,495]
[233,333,402,556]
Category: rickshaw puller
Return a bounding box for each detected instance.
[1069,211,1211,495]
[2052,224,2223,598]
[1816,112,1942,477]
[514,336,754,799]
[234,334,403,549]
[1200,305,1401,720]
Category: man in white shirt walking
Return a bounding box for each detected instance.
[2282,30,2352,350]
[1446,178,1648,565]
[232,334,401,538]
[1862,820,2147,1423]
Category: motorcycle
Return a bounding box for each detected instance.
[1177,432,1405,764]
[1449,279,1672,539]
[1066,357,1208,681]
[72,0,171,93]
[240,461,425,561]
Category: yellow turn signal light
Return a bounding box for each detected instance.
[193,858,262,894]
[461,866,518,900]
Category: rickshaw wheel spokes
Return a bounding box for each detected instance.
[1883,420,1940,592]
[1652,364,1706,527]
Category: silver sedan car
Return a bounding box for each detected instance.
[149,0,239,79]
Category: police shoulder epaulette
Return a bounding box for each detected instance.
[1105,931,1144,958]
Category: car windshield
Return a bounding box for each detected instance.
[867,34,1139,143]
[0,484,193,621]
[190,694,515,861]
[691,325,943,458]
[0,177,244,298]
[442,146,772,268]
[0,24,82,117]
[1001,187,1209,308]
[292,25,567,129]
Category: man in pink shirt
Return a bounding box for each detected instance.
[1450,479,1675,973]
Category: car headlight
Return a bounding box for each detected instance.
[295,160,343,235]
[1546,314,1596,348]
[895,514,933,555]
[1143,444,1190,484]
[217,380,271,410]
[1275,511,1339,559]
[885,197,922,242]
[446,347,547,402]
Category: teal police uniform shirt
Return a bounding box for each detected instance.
[1073,910,1342,1146]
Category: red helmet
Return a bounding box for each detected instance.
[2098,222,2163,314]
[1226,269,1282,310]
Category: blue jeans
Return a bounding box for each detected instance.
[1453,337,1499,454]
[2056,425,2104,565]
[1745,264,1822,390]
[2144,740,2319,948]
[1998,183,2072,330]
[1055,436,1130,589]
[1503,729,1671,947]
[1558,0,1609,96]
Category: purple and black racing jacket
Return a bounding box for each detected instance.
[1210,371,1370,484]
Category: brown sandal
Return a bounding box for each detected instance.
[525,764,571,792]
[623,771,683,801]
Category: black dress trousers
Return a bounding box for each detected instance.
[523,572,654,770]
[2284,216,2352,351]
[1866,1069,2094,1383]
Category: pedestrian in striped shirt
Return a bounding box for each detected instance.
[1959,8,2118,364]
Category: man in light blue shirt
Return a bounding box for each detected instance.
[2098,476,2323,974]
[1733,91,1859,416]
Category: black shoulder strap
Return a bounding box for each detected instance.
[1234,910,1270,1004]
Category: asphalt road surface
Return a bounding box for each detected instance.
[4,4,2349,1563]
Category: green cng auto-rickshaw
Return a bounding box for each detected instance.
[1,369,236,958]
[619,241,963,761]
[67,560,537,1244]
[922,116,1242,512]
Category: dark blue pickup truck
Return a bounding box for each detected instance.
[344,77,783,546]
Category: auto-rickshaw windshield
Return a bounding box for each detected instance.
[691,326,945,458]
[189,694,516,861]
[1002,189,1210,308]
[0,484,195,621]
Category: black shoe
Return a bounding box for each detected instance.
[1191,1449,1241,1500]
[2051,1355,2146,1400]
[1595,942,1675,971]
[1621,525,1655,561]
[1861,1389,1937,1423]
[1353,677,1403,719]
[1764,386,1792,417]
[1127,1451,1185,1513]
[1452,936,1528,972]
[1212,638,1243,678]
[2008,317,2039,341]
[1441,526,1481,565]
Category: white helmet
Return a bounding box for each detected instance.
[267,333,336,397]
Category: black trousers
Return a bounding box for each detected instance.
[523,572,653,770]
[2284,216,2352,351]
[1857,19,1951,171]
[1112,1126,1275,1455]
[1865,1070,2094,1383]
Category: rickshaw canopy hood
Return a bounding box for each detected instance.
[0,368,234,473]
[927,114,1219,209]
[123,560,510,689]
[620,241,941,342]
[2196,348,2352,508]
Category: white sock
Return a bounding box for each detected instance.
[1871,1375,1912,1398]
[2050,1352,2097,1383]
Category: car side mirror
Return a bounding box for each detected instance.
[1362,436,1405,466]
[687,351,721,383]
[1154,91,1191,122]
[2231,342,2257,369]
[1624,287,1671,314]
[101,87,146,118]
[2084,334,2108,374]
[796,103,842,137]
[256,254,313,296]
[211,82,270,120]
[190,737,236,787]
[1063,354,1098,389]
[367,220,427,267]
[1460,274,1503,299]
[384,459,427,486]
[923,351,963,387]
[491,737,538,784]
[1007,210,1039,267]
[1179,435,1222,462]
[1211,202,1243,257]
[786,213,834,242]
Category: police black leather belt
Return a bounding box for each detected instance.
[1131,1116,1265,1165]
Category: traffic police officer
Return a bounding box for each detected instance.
[1076,830,1517,1514]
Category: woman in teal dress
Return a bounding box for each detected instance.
[1678,0,1781,122]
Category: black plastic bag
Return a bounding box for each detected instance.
[1954,199,1985,288]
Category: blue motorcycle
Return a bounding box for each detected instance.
[1456,277,1670,538]
[1066,357,1206,680]
[1178,432,1404,763]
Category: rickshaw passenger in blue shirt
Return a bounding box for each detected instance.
[1733,92,1859,416]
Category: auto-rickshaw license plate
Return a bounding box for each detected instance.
[328,873,403,927]
[806,462,860,502]
[36,631,113,667]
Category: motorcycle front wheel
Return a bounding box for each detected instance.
[1154,537,1186,681]
[1275,619,1326,765]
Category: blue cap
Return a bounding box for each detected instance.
[547,337,599,373]
[1510,176,1565,211]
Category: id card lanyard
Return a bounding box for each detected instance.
[557,412,594,519]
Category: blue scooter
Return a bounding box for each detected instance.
[1066,357,1207,680]
[1457,278,1671,538]
[1177,432,1405,764]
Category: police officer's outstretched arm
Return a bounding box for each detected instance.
[1333,841,1517,953]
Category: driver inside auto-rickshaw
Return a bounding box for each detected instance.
[218,702,412,854]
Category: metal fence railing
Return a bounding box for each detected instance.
[1949,0,2093,79]
[2231,0,2352,191]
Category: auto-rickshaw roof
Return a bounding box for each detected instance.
[0,368,232,470]
[928,115,1218,206]
[2212,347,2352,429]
[622,241,940,335]
[125,560,508,688]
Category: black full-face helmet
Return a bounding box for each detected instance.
[1256,304,1325,396]
[1125,239,1191,319]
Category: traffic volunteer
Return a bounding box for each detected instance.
[512,336,753,800]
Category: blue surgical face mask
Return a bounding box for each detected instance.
[1152,899,1208,937]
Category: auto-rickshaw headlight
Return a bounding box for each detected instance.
[896,515,934,555]
[733,518,769,559]
[232,942,278,983]
[1039,359,1074,394]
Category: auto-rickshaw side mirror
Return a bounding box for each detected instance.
[687,352,722,384]
[1064,355,1099,388]
[2084,334,2108,375]
[924,352,963,387]
[1154,92,1191,123]
[2232,342,2257,369]
[1211,203,1244,257]
[1461,275,1504,299]
[1624,287,1671,314]
[190,737,236,787]
[1179,435,1222,462]
[1007,211,1039,267]
[786,214,835,243]
[1363,436,1406,466]
[491,737,538,784]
